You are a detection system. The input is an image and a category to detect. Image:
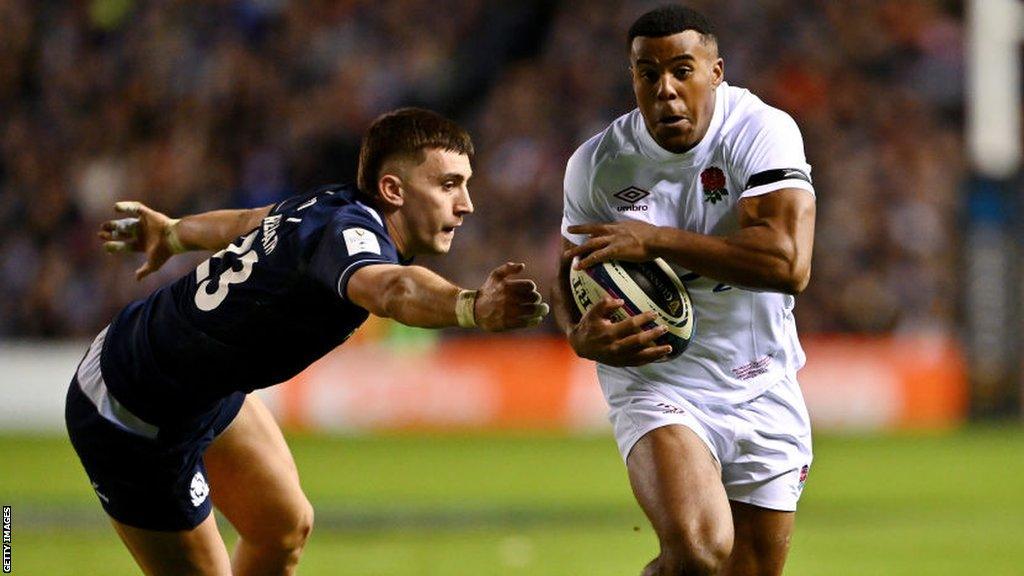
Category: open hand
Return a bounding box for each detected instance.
[99,201,178,280]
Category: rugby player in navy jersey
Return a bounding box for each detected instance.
[66,107,549,576]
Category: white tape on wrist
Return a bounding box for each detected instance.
[165,219,185,254]
[455,289,478,328]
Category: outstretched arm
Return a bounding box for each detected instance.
[100,201,272,280]
[347,262,549,332]
[566,188,815,295]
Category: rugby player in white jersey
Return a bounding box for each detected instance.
[552,6,816,576]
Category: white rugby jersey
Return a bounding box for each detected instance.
[561,82,814,405]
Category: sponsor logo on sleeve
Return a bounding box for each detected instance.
[343,228,381,256]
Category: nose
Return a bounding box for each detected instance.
[656,73,678,101]
[456,186,474,215]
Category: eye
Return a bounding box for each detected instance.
[442,181,457,191]
[640,69,658,83]
[673,67,693,80]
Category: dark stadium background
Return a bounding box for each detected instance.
[1,1,1022,575]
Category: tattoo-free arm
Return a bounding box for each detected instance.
[101,201,273,280]
[173,206,273,251]
[347,262,549,331]
[567,188,815,295]
[551,238,582,336]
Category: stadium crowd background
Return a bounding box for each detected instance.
[0,0,962,338]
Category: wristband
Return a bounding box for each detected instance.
[455,289,478,328]
[165,219,186,254]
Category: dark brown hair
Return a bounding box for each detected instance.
[357,107,474,196]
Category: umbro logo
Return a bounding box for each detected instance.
[614,186,649,204]
[614,186,650,212]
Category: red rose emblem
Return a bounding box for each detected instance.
[701,167,726,191]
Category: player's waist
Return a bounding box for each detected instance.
[76,326,160,439]
[599,356,796,405]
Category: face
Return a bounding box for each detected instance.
[387,148,474,255]
[630,31,723,153]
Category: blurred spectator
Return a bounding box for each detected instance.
[0,0,963,338]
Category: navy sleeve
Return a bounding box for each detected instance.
[309,204,400,300]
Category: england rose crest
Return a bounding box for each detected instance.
[700,167,728,204]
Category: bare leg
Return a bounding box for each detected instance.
[204,395,314,576]
[110,513,232,576]
[628,425,734,576]
[721,501,795,576]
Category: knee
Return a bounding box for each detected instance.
[659,521,733,576]
[280,497,314,553]
[248,496,314,555]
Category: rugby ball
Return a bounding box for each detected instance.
[569,257,694,359]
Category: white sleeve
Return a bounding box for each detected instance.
[560,138,601,246]
[731,108,815,199]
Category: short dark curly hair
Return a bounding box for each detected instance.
[357,108,474,197]
[627,5,716,50]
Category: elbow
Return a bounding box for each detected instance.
[788,270,810,295]
[376,273,416,319]
[777,263,810,295]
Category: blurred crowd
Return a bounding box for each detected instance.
[0,0,962,338]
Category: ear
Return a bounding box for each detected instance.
[377,174,405,208]
[711,58,724,88]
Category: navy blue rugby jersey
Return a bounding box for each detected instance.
[100,184,404,425]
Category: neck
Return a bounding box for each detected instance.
[382,209,411,260]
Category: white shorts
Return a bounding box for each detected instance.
[604,372,813,512]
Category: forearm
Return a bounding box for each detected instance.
[371,265,462,328]
[174,206,273,251]
[551,258,580,336]
[650,224,808,294]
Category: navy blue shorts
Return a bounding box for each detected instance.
[65,370,245,531]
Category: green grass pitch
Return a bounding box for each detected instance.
[1,427,1022,575]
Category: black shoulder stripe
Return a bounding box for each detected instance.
[744,168,812,190]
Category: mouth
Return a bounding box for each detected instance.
[658,114,689,126]
[441,224,459,234]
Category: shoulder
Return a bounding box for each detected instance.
[718,84,804,151]
[565,110,644,188]
[276,184,391,246]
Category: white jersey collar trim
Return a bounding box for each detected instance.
[635,81,726,165]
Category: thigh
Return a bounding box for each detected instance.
[722,501,795,576]
[203,394,312,541]
[627,424,733,549]
[719,376,813,512]
[66,376,219,532]
[111,514,231,576]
